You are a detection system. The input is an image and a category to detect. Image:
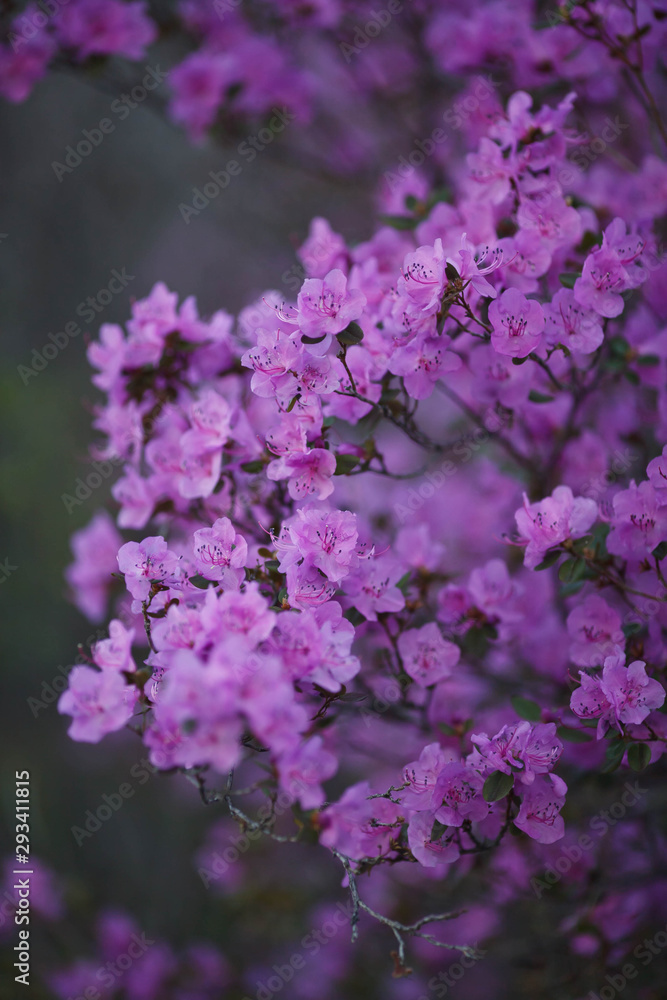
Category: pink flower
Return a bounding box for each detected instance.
[152,651,243,773]
[448,234,504,298]
[489,287,545,358]
[319,781,403,860]
[466,137,514,204]
[387,335,462,400]
[267,436,336,500]
[408,811,460,869]
[58,666,138,743]
[469,722,562,784]
[92,620,136,673]
[515,485,598,569]
[65,511,122,623]
[276,736,338,809]
[344,555,406,622]
[647,445,667,502]
[566,594,625,667]
[56,0,156,60]
[193,517,248,587]
[285,504,358,582]
[401,742,455,812]
[513,774,567,844]
[399,239,446,314]
[606,480,667,561]
[433,762,489,827]
[571,657,665,737]
[467,558,522,625]
[296,268,366,338]
[397,623,460,687]
[543,288,604,355]
[168,51,236,141]
[117,536,183,602]
[0,25,55,103]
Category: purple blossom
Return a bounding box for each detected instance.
[566,594,625,667]
[193,517,248,587]
[408,811,460,869]
[571,657,665,737]
[319,781,403,861]
[296,268,366,338]
[433,762,489,827]
[515,485,598,569]
[606,480,667,561]
[58,666,138,743]
[513,774,567,844]
[117,536,183,602]
[543,288,604,355]
[489,287,545,358]
[397,622,460,687]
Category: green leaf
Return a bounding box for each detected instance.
[188,574,212,590]
[622,621,643,638]
[257,547,274,559]
[404,194,418,211]
[557,726,592,743]
[438,722,457,736]
[334,453,360,475]
[528,390,555,403]
[343,607,366,626]
[512,355,530,365]
[559,272,578,289]
[286,394,300,412]
[535,550,561,570]
[396,571,412,595]
[624,370,640,386]
[240,459,264,474]
[336,321,364,346]
[636,354,660,366]
[602,738,626,773]
[511,696,542,721]
[558,557,584,583]
[609,335,630,357]
[559,578,586,597]
[653,541,667,561]
[378,214,418,231]
[301,333,327,345]
[628,743,651,771]
[483,770,514,803]
[445,262,460,283]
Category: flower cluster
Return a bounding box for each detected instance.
[52,28,667,978]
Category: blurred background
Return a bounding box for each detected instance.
[0,58,377,997]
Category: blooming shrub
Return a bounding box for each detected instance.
[8,0,667,992]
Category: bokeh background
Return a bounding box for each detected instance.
[0,57,377,997]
